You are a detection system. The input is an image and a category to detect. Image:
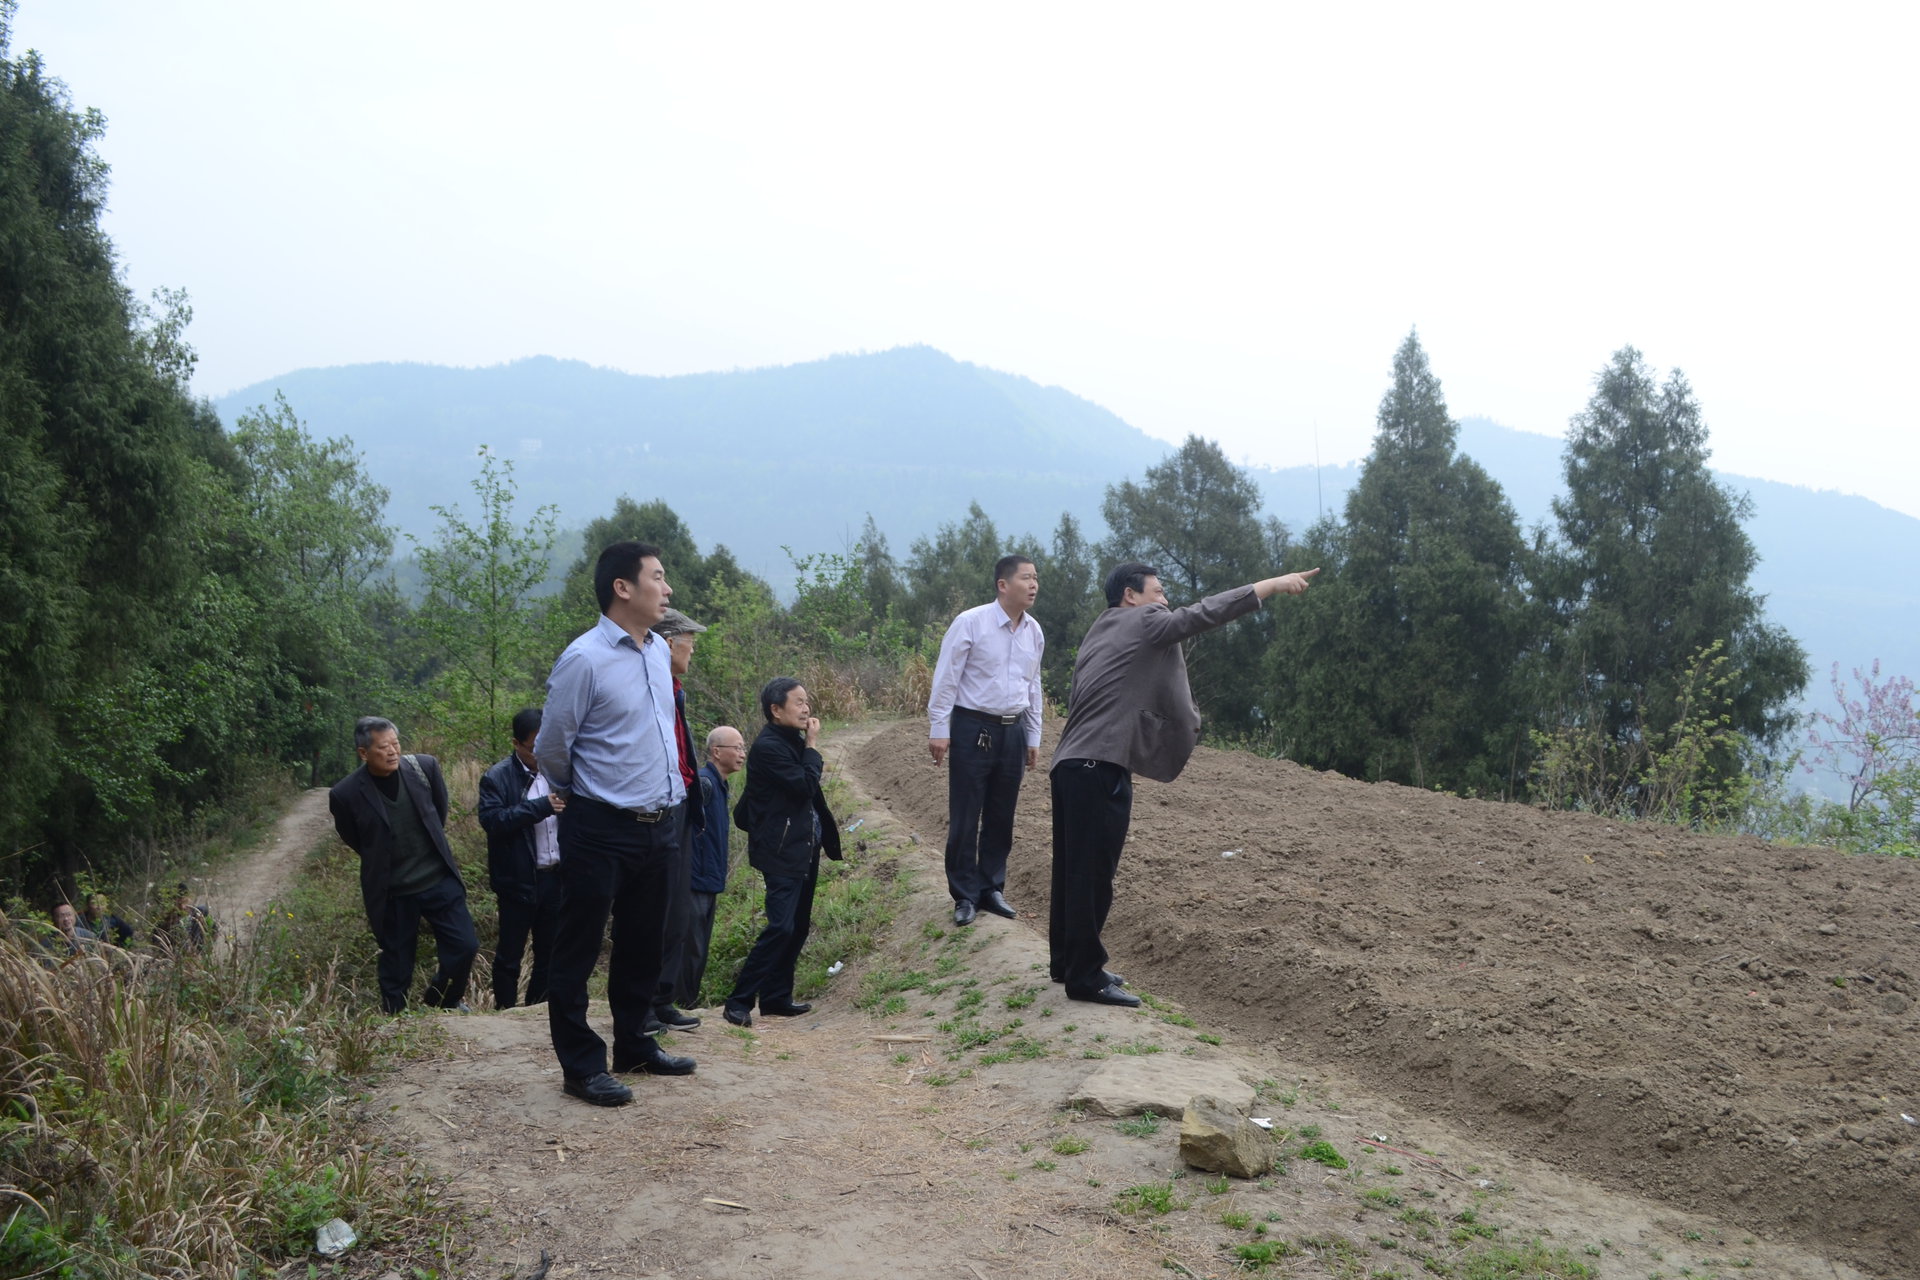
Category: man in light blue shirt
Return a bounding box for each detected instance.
[535,540,695,1107]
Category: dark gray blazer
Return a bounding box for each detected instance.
[328,754,463,924]
[1051,585,1261,783]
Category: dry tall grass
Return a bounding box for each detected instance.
[0,928,426,1277]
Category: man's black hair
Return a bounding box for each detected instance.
[594,540,665,614]
[1103,562,1160,608]
[993,554,1035,591]
[759,676,804,723]
[510,707,543,743]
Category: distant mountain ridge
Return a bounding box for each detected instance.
[215,346,1168,583]
[215,348,1920,775]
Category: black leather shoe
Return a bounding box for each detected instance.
[1067,983,1142,1008]
[563,1072,633,1107]
[1052,970,1126,988]
[723,1004,753,1028]
[953,900,977,926]
[979,890,1017,919]
[760,1000,812,1017]
[613,1039,697,1076]
[652,1006,701,1031]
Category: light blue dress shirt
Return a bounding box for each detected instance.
[534,613,686,812]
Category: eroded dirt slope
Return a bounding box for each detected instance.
[853,718,1920,1274]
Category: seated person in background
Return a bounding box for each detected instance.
[724,679,841,1028]
[82,893,135,947]
[47,902,96,956]
[149,883,215,956]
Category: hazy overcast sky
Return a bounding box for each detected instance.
[14,2,1918,516]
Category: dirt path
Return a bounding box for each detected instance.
[336,721,1900,1280]
[204,787,334,947]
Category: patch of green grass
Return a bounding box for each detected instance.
[1360,1187,1403,1209]
[1450,1206,1500,1243]
[1453,1240,1594,1279]
[1004,985,1040,1010]
[1113,1181,1187,1216]
[1298,1140,1348,1169]
[1051,1135,1090,1155]
[1159,1009,1196,1028]
[854,965,931,1011]
[1297,1123,1323,1139]
[1205,1175,1232,1195]
[978,1035,1048,1066]
[1231,1240,1298,1268]
[1112,1041,1164,1056]
[1220,1210,1252,1230]
[1031,1158,1056,1172]
[955,988,985,1013]
[1114,1111,1163,1138]
[1196,1031,1221,1045]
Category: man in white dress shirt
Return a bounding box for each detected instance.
[928,555,1044,926]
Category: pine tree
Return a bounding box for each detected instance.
[1542,346,1806,812]
[1268,332,1538,792]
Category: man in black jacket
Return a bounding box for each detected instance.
[328,716,478,1014]
[724,679,840,1027]
[478,707,564,1009]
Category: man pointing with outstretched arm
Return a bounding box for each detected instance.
[1049,562,1318,1006]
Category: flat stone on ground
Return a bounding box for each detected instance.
[1068,1055,1254,1118]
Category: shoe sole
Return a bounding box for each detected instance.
[564,1088,632,1107]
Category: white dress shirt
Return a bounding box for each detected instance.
[525,767,561,868]
[928,601,1046,748]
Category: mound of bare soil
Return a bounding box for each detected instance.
[852,719,1920,1275]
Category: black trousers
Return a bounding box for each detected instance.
[1048,758,1133,996]
[728,861,818,1013]
[548,797,677,1081]
[492,870,561,1009]
[944,707,1028,904]
[373,873,478,1014]
[652,800,696,1014]
[681,889,719,1007]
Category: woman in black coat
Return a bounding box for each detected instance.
[724,677,840,1027]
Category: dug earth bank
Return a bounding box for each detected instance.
[353,719,1913,1279]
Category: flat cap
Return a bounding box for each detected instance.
[651,607,708,638]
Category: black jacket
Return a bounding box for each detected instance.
[733,722,840,879]
[477,753,555,903]
[328,754,463,924]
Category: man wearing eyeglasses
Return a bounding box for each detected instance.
[679,724,745,1005]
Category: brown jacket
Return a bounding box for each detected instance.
[1051,585,1261,783]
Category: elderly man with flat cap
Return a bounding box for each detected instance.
[645,606,710,1035]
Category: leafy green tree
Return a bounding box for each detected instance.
[1100,436,1289,735]
[0,17,232,876]
[224,393,396,782]
[903,502,1004,627]
[410,450,558,760]
[856,513,905,623]
[1268,332,1539,793]
[549,496,760,640]
[1540,346,1806,814]
[1026,512,1103,703]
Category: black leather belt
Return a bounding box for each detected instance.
[955,705,1021,725]
[574,794,669,823]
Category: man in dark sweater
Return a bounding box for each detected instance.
[329,716,478,1014]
